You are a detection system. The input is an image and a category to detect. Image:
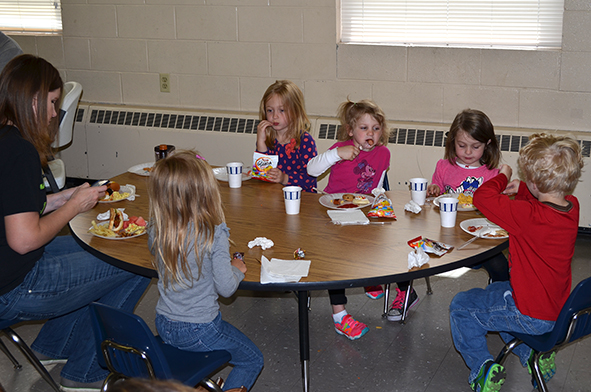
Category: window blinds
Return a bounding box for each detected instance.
[340,0,564,50]
[0,0,62,33]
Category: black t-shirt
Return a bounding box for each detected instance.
[0,125,47,295]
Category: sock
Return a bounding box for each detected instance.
[333,310,348,324]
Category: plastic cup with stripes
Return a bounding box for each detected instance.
[282,186,302,215]
[409,177,428,205]
[226,162,243,188]
[438,197,459,227]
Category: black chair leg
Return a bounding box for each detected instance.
[0,336,22,369]
[2,327,61,392]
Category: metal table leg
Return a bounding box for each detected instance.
[297,290,310,392]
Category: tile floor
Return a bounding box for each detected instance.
[1,234,590,392]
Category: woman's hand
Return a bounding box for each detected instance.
[427,184,441,197]
[266,168,288,185]
[45,183,106,214]
[256,120,274,151]
[337,145,359,161]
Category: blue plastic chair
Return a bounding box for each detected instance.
[495,276,591,392]
[0,319,60,392]
[89,303,232,391]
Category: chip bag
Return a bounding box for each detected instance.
[367,188,396,219]
[252,152,278,182]
[407,236,453,257]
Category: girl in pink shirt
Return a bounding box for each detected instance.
[427,109,509,283]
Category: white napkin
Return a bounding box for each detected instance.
[97,208,128,221]
[260,255,311,284]
[124,184,136,201]
[408,247,429,269]
[404,200,422,214]
[327,210,369,225]
[248,237,274,250]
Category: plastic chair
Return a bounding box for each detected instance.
[89,303,232,391]
[43,81,82,192]
[494,276,591,392]
[0,319,60,392]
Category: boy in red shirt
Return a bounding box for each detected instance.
[449,133,584,392]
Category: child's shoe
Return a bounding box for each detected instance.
[470,360,506,392]
[527,351,556,388]
[334,314,369,340]
[386,287,419,321]
[364,285,384,299]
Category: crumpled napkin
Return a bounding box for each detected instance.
[327,210,369,225]
[404,200,422,214]
[97,208,128,221]
[248,237,274,250]
[260,255,311,284]
[124,184,136,201]
[408,247,429,269]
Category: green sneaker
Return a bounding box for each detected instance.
[471,360,507,392]
[528,351,556,388]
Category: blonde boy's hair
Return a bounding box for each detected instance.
[336,99,389,146]
[259,80,310,150]
[519,133,584,195]
[148,150,225,289]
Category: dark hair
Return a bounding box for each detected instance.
[444,109,500,169]
[0,54,63,166]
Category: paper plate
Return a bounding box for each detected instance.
[460,218,508,239]
[128,162,154,176]
[212,167,251,182]
[319,193,374,210]
[434,194,477,212]
[89,221,146,240]
[99,185,134,203]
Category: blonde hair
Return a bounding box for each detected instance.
[258,80,310,150]
[336,99,389,146]
[445,109,501,169]
[519,133,584,195]
[148,150,225,289]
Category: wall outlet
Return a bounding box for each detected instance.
[159,73,170,93]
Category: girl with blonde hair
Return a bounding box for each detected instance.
[148,150,263,391]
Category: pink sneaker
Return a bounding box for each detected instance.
[334,314,369,340]
[364,285,384,299]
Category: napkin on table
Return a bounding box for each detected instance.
[404,200,422,214]
[248,237,274,250]
[260,256,311,284]
[327,210,369,225]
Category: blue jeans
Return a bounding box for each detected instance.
[449,281,555,384]
[156,312,264,391]
[0,235,150,383]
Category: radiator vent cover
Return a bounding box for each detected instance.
[317,122,591,157]
[87,109,259,134]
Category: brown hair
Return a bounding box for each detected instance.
[148,150,225,289]
[519,133,584,195]
[445,109,500,169]
[0,54,63,166]
[336,99,389,146]
[258,80,310,150]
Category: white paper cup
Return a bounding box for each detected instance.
[439,197,459,227]
[226,162,243,188]
[283,186,302,215]
[410,177,428,206]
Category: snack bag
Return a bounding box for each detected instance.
[367,188,396,219]
[407,236,453,257]
[252,152,278,182]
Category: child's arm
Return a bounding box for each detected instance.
[307,145,359,177]
[256,120,273,152]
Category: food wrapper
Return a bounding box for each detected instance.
[407,236,453,257]
[252,152,278,182]
[367,188,396,219]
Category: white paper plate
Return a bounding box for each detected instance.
[98,186,134,203]
[460,218,508,239]
[434,194,477,212]
[319,193,374,210]
[88,221,146,240]
[128,162,154,176]
[212,167,251,182]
